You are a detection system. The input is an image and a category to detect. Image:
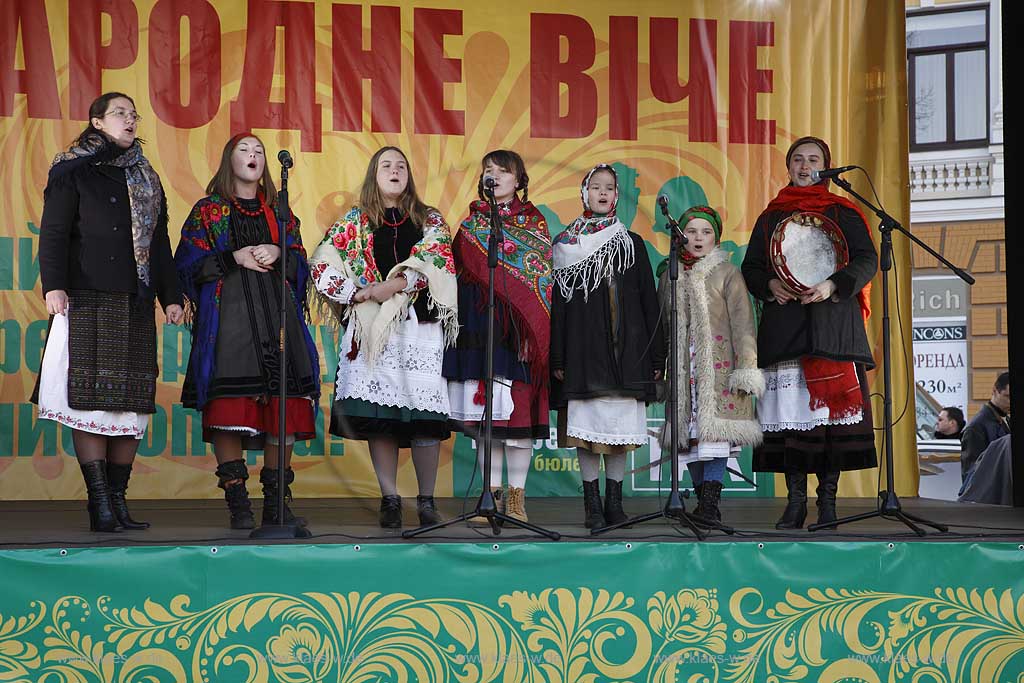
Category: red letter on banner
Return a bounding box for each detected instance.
[414,8,464,135]
[649,17,717,143]
[231,0,322,152]
[332,4,401,133]
[729,20,775,145]
[530,14,597,139]
[0,0,60,118]
[149,0,221,129]
[69,0,139,119]
[609,16,638,141]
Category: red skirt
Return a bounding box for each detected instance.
[203,397,316,440]
[456,379,549,441]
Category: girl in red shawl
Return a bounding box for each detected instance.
[741,136,878,530]
[442,150,553,524]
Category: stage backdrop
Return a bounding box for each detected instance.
[0,0,915,500]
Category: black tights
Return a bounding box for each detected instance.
[72,429,140,465]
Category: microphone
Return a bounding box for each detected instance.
[278,149,294,169]
[483,175,498,189]
[657,194,671,217]
[657,194,687,244]
[810,165,858,182]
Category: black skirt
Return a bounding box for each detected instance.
[65,289,158,413]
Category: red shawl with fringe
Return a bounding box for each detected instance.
[764,183,875,419]
[454,198,553,391]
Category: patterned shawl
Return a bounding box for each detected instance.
[50,134,163,287]
[173,194,316,409]
[455,198,552,376]
[552,213,633,301]
[309,206,458,363]
[552,164,633,301]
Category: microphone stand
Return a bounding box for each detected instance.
[404,184,559,540]
[806,173,965,535]
[593,206,712,538]
[250,154,312,540]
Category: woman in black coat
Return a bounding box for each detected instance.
[34,92,183,532]
[741,136,878,530]
[550,164,665,528]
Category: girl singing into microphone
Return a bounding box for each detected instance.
[443,150,552,524]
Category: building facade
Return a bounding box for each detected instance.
[906,0,1005,421]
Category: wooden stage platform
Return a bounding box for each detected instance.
[2,496,1022,548]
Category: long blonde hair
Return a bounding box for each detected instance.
[358,146,433,228]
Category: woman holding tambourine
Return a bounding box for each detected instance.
[740,136,878,530]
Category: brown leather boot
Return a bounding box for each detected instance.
[505,486,529,522]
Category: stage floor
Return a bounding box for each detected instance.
[2,496,1022,548]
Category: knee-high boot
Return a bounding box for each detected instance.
[106,462,150,529]
[815,471,840,529]
[216,459,255,530]
[80,460,121,532]
[260,467,306,527]
[775,472,808,530]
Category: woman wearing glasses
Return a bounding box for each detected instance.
[34,92,183,532]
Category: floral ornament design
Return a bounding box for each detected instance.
[0,601,44,682]
[2,586,1022,682]
[647,589,728,683]
[500,588,652,683]
[267,623,333,683]
[728,587,1024,683]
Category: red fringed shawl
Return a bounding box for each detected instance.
[764,183,876,419]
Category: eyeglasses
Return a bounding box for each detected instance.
[103,108,141,122]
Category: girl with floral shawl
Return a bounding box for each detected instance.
[310,147,457,530]
[442,150,553,525]
[175,133,320,531]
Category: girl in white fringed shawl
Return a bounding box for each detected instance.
[658,205,764,527]
[310,147,458,530]
[551,164,666,530]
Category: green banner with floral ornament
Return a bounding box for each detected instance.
[1,542,1022,682]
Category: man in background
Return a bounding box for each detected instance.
[934,406,965,440]
[960,372,1011,484]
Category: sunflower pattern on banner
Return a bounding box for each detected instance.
[3,585,1023,682]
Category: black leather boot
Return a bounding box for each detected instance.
[815,471,840,529]
[694,480,724,528]
[691,483,705,519]
[80,460,121,532]
[603,478,629,527]
[775,472,808,530]
[416,495,442,525]
[582,479,606,529]
[379,495,403,528]
[106,462,150,529]
[260,467,306,527]
[216,459,255,530]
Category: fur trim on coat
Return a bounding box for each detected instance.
[658,247,764,452]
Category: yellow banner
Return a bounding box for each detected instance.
[0,0,914,499]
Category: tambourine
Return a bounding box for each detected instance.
[769,211,849,292]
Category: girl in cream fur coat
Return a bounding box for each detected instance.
[658,205,764,527]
